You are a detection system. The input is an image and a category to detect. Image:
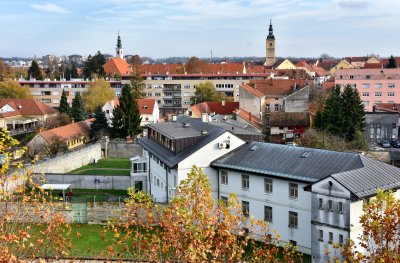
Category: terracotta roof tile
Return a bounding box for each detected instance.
[374,103,400,113]
[249,79,310,96]
[39,121,90,144]
[107,98,156,115]
[103,58,132,76]
[234,108,262,129]
[0,99,57,118]
[190,101,239,117]
[241,83,265,98]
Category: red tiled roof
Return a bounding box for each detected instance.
[39,121,90,144]
[363,62,384,69]
[103,58,132,76]
[107,98,156,115]
[0,99,57,118]
[190,101,239,117]
[374,103,400,113]
[249,79,310,96]
[317,59,340,71]
[135,62,268,75]
[241,83,265,98]
[234,108,262,129]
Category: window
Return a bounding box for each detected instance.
[350,84,357,88]
[338,202,343,213]
[184,84,190,89]
[329,232,333,244]
[221,170,228,185]
[362,83,370,88]
[363,101,369,107]
[133,162,147,173]
[264,206,272,222]
[375,92,382,97]
[289,183,298,199]
[339,234,344,245]
[157,178,160,187]
[220,196,228,205]
[147,84,152,89]
[349,75,354,79]
[265,104,270,112]
[366,75,371,79]
[328,200,333,212]
[388,83,395,88]
[375,83,382,88]
[183,92,190,97]
[288,211,298,228]
[155,92,161,96]
[274,104,280,111]
[264,178,273,194]
[242,201,249,217]
[362,92,369,97]
[388,92,395,97]
[318,198,324,209]
[319,230,323,241]
[41,91,51,96]
[242,174,249,190]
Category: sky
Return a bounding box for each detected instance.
[0,0,399,59]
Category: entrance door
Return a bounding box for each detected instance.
[135,181,143,192]
[72,202,88,224]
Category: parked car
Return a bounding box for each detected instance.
[391,140,400,148]
[285,141,298,147]
[381,140,391,148]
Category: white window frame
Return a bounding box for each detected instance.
[221,170,228,185]
[289,183,298,200]
[264,178,273,194]
[242,174,250,190]
[264,206,272,222]
[288,211,298,228]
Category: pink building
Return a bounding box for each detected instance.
[335,68,400,112]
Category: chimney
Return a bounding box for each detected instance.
[171,115,177,122]
[222,100,225,107]
[201,113,208,123]
[249,112,252,121]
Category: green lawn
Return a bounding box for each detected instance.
[68,157,131,176]
[68,224,111,258]
[46,189,128,202]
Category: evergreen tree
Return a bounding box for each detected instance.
[323,85,345,136]
[130,71,145,99]
[71,92,87,122]
[313,110,326,131]
[342,85,366,140]
[90,106,109,139]
[110,85,142,138]
[28,60,43,80]
[82,51,106,79]
[386,55,397,68]
[59,89,71,116]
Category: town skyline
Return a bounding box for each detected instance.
[1,0,399,59]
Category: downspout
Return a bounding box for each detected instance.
[166,167,169,203]
[148,155,152,196]
[217,169,220,200]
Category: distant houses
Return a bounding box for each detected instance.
[102,98,160,126]
[0,98,57,132]
[27,121,91,156]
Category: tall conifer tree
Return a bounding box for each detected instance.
[323,85,345,136]
[91,106,109,139]
[59,89,71,116]
[71,92,87,122]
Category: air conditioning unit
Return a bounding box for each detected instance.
[218,142,226,149]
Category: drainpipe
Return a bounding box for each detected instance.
[148,155,151,195]
[217,169,220,200]
[166,167,169,203]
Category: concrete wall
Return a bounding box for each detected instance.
[239,85,264,117]
[40,173,133,190]
[105,141,143,158]
[284,86,310,113]
[32,142,102,174]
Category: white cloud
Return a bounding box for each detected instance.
[31,3,68,13]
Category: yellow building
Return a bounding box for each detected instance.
[329,59,355,75]
[265,20,276,67]
[276,58,297,70]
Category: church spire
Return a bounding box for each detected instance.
[116,31,124,59]
[267,19,275,40]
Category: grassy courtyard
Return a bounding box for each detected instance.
[68,158,131,176]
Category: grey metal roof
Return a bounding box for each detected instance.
[147,122,202,139]
[139,115,227,167]
[211,141,364,183]
[332,155,400,198]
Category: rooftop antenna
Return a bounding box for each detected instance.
[211,50,213,62]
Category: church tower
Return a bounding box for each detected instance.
[265,19,276,67]
[116,32,124,59]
